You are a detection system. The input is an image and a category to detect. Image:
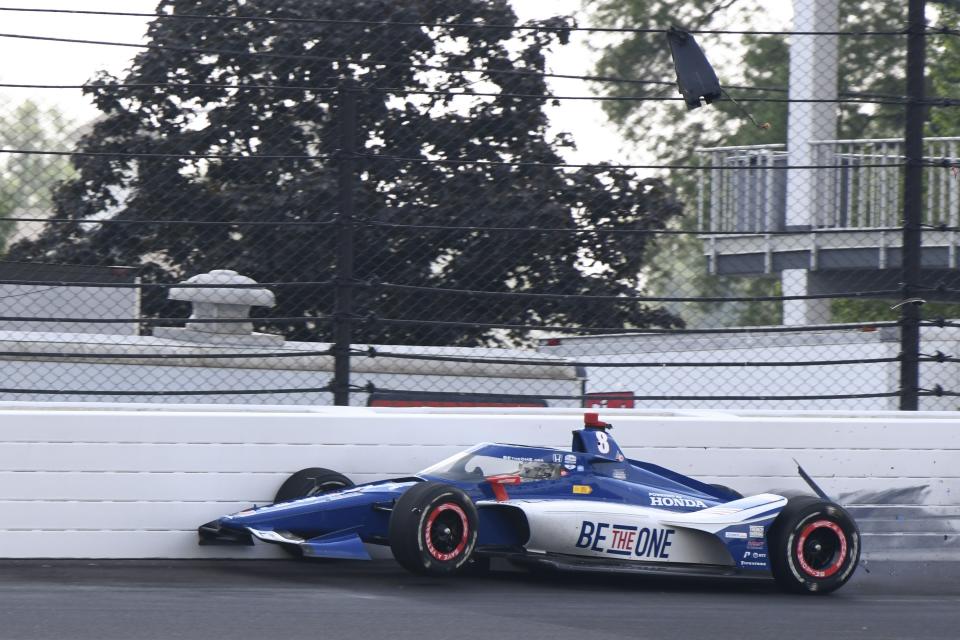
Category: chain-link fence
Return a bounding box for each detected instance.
[0,0,957,410]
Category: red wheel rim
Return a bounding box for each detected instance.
[795,519,847,578]
[423,502,469,562]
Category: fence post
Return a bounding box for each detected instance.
[332,85,358,406]
[899,0,926,411]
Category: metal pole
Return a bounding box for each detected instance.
[333,86,357,406]
[899,0,926,410]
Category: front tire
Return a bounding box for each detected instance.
[768,496,860,594]
[274,467,353,504]
[389,482,478,576]
[273,467,353,558]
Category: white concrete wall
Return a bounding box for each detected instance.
[0,403,956,560]
[540,325,960,412]
[0,286,139,335]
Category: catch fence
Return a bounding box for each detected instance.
[0,1,956,410]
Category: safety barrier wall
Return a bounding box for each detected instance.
[0,402,957,560]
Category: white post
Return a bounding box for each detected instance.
[782,0,839,325]
[782,268,831,325]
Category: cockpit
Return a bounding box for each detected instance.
[418,444,564,482]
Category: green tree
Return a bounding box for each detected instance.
[9,0,685,346]
[0,100,77,251]
[929,8,960,137]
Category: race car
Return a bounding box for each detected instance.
[198,413,860,594]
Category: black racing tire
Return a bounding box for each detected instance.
[274,467,354,504]
[767,495,860,594]
[709,483,744,500]
[389,482,478,576]
[273,467,353,558]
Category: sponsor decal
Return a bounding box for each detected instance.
[747,539,765,549]
[576,521,675,559]
[552,454,563,464]
[741,560,767,567]
[743,551,767,560]
[502,455,536,462]
[649,492,708,509]
[576,465,584,472]
[724,531,748,540]
[563,454,577,471]
[612,469,627,480]
[572,485,593,495]
[749,525,765,539]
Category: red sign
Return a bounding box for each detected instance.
[368,392,547,408]
[369,399,545,408]
[584,392,635,409]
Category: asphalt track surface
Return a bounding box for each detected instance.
[0,559,957,640]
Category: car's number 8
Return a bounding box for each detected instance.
[596,431,610,454]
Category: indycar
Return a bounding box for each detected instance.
[199,413,860,594]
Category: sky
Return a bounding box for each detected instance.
[0,1,793,164]
[0,1,156,103]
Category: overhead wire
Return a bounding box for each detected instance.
[3,216,910,236]
[0,6,913,36]
[375,282,901,304]
[0,385,336,396]
[0,346,903,367]
[0,314,332,324]
[0,147,904,170]
[368,316,899,336]
[355,347,901,368]
[0,147,334,161]
[355,152,903,170]
[2,217,338,227]
[362,386,905,402]
[0,29,920,98]
[362,221,907,236]
[0,32,677,88]
[0,81,917,105]
[0,313,899,335]
[0,349,333,360]
[0,279,337,289]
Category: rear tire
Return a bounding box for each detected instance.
[389,482,478,576]
[768,496,860,594]
[273,467,353,558]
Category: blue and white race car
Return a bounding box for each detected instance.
[199,414,860,594]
